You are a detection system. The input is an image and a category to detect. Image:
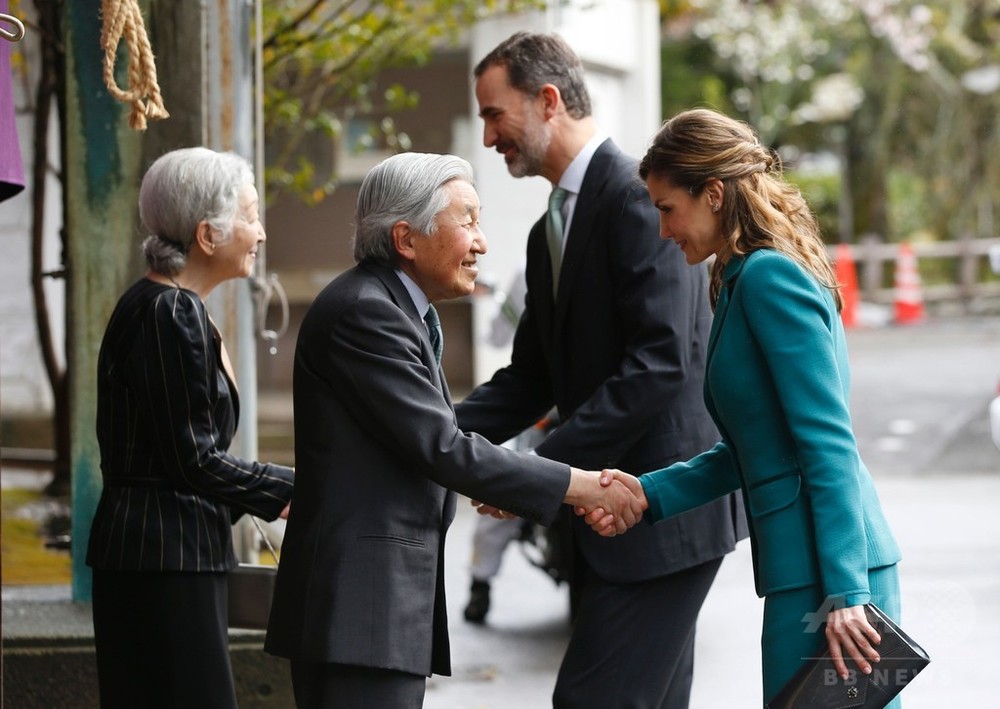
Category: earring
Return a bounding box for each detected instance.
[711,203,720,213]
[210,243,216,251]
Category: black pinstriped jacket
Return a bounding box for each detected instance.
[86,278,294,573]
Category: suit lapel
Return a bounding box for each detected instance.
[363,262,448,393]
[704,255,750,427]
[525,219,556,361]
[554,139,616,322]
[706,255,747,368]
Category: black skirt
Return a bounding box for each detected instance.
[91,568,236,709]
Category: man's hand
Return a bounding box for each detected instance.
[470,499,518,520]
[576,469,649,536]
[567,468,648,537]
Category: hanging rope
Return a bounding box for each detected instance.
[100,0,169,130]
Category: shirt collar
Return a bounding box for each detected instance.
[557,132,607,194]
[394,268,430,318]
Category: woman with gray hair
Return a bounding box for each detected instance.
[87,147,295,709]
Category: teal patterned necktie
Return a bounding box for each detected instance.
[424,304,444,364]
[546,186,569,296]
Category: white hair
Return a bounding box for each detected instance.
[139,147,254,276]
[352,152,475,265]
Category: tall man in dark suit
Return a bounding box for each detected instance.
[264,151,645,708]
[458,32,748,708]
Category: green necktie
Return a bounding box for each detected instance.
[424,304,444,364]
[546,187,569,296]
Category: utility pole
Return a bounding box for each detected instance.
[64,0,145,602]
[65,0,259,601]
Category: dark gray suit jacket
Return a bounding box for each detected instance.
[264,262,571,677]
[457,139,747,583]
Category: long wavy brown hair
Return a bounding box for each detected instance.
[639,108,841,311]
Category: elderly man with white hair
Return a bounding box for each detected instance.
[264,151,646,708]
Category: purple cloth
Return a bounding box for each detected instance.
[0,0,25,202]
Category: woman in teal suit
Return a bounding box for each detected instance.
[593,108,903,706]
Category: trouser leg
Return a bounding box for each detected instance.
[553,556,724,709]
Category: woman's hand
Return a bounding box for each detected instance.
[576,469,649,532]
[826,605,881,679]
[570,469,648,536]
[564,468,646,537]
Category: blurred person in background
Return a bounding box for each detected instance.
[462,266,559,624]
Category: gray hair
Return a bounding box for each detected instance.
[474,31,592,119]
[139,147,255,276]
[353,152,475,266]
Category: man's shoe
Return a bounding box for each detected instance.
[463,580,491,624]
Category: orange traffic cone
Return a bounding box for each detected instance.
[834,243,859,328]
[893,241,925,325]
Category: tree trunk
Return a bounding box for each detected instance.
[29,0,71,496]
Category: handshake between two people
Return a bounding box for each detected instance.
[569,468,648,537]
[472,468,648,538]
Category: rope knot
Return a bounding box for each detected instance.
[100,0,169,131]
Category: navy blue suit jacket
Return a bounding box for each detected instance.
[457,139,747,583]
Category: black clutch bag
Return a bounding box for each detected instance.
[766,603,930,708]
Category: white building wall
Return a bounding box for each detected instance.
[464,0,661,384]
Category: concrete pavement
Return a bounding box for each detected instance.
[4,469,995,706]
[428,471,1000,708]
[5,315,998,706]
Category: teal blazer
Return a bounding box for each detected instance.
[641,249,900,604]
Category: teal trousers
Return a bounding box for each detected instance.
[761,564,902,708]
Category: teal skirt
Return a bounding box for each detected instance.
[761,563,902,708]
